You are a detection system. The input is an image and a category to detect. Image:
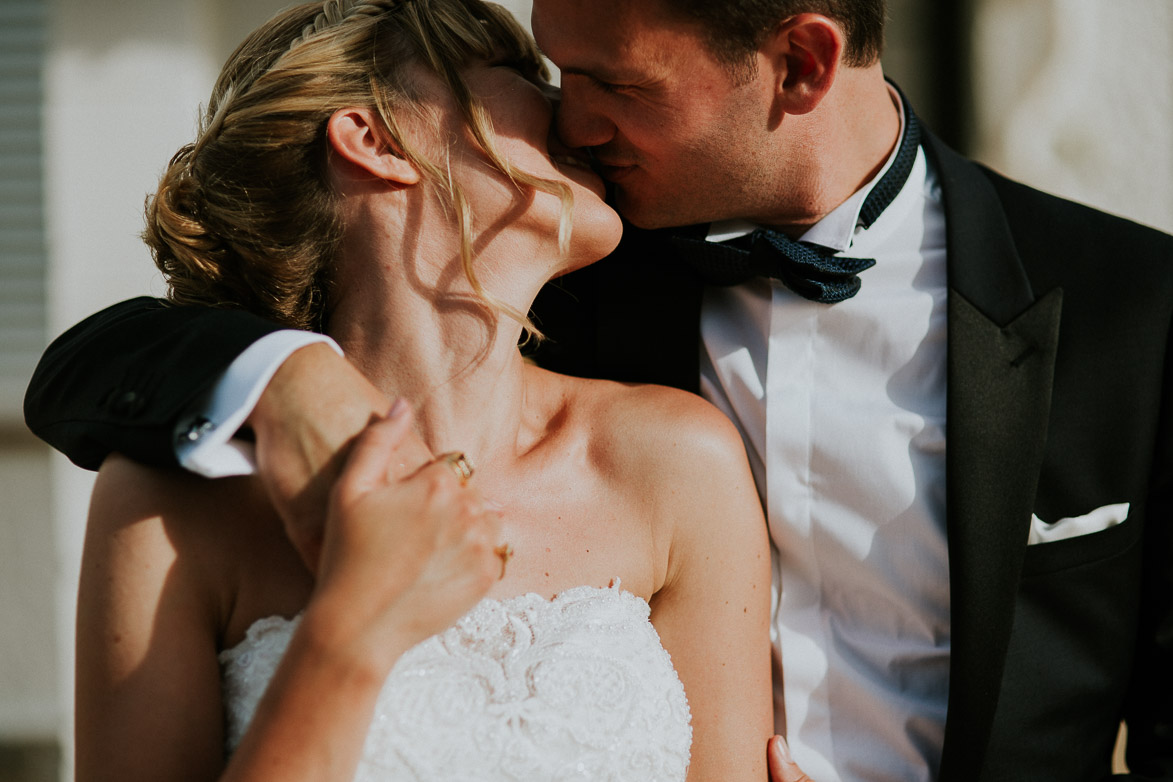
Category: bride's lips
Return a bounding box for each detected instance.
[551,153,607,197]
[551,153,593,172]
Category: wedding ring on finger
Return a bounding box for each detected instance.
[493,543,514,580]
[437,451,474,486]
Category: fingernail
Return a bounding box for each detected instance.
[773,735,793,763]
[388,398,409,419]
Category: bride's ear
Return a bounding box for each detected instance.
[327,107,421,186]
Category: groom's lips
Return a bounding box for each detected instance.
[596,161,638,182]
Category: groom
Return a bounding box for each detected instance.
[24,1,1173,780]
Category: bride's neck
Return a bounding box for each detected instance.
[326,256,541,466]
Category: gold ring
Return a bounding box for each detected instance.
[437,451,474,485]
[493,543,514,580]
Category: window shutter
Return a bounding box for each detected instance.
[0,0,48,420]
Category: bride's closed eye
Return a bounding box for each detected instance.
[489,56,547,83]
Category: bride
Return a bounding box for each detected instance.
[74,1,773,780]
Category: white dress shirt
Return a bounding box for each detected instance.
[174,330,339,476]
[700,98,950,782]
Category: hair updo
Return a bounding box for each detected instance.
[145,0,566,331]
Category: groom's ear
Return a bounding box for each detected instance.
[762,13,843,116]
[327,107,421,186]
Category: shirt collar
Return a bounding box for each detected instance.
[706,84,909,253]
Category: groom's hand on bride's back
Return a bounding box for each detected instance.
[768,736,814,782]
[247,342,413,572]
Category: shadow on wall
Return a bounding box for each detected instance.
[882,0,975,153]
[0,742,59,782]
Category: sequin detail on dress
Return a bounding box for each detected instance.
[219,582,692,781]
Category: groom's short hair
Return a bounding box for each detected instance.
[667,0,887,70]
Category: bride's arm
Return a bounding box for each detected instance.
[75,406,501,782]
[639,392,774,782]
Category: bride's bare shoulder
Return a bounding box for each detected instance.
[90,455,269,542]
[541,369,749,491]
[87,456,293,622]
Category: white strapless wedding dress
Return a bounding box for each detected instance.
[219,582,692,781]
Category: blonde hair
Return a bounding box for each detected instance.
[145,0,571,332]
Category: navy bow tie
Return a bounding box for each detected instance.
[672,85,921,304]
[672,230,877,302]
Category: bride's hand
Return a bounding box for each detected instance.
[249,342,394,573]
[306,400,502,671]
[768,735,814,782]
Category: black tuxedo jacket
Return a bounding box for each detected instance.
[24,132,1173,782]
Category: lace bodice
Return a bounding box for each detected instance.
[219,583,692,781]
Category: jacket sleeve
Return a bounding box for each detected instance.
[1118,312,1173,781]
[23,297,286,470]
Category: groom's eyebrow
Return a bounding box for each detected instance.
[535,43,627,83]
[559,64,632,83]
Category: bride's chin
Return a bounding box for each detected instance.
[559,219,622,276]
[580,202,624,249]
[556,239,621,278]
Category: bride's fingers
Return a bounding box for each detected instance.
[381,403,437,483]
[768,735,813,782]
[334,400,416,500]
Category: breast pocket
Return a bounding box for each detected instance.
[1022,503,1141,577]
[1027,503,1130,545]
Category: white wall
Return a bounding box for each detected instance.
[972,0,1173,233]
[0,442,54,739]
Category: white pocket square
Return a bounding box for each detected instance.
[1027,503,1130,545]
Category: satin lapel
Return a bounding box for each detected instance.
[924,134,1064,782]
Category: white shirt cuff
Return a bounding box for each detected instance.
[174,331,343,478]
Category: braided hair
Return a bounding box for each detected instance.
[145,0,567,332]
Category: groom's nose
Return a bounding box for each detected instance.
[554,76,617,150]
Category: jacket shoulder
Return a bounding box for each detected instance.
[980,165,1172,245]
